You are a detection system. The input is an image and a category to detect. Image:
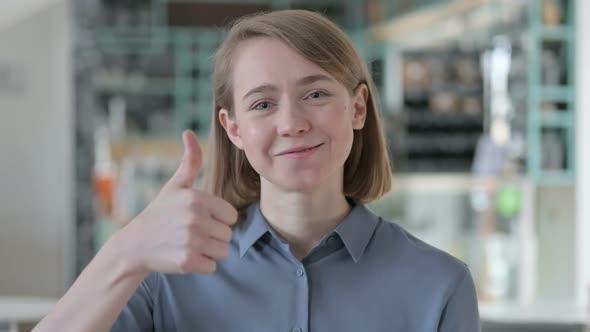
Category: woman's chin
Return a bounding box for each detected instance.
[260,167,343,194]
[274,176,325,193]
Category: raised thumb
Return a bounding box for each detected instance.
[168,130,202,188]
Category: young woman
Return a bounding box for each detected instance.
[34,9,480,332]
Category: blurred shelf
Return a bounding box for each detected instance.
[405,134,479,153]
[532,170,576,186]
[0,296,57,326]
[540,111,574,128]
[404,84,483,97]
[110,135,183,163]
[390,172,482,195]
[397,160,475,174]
[539,86,575,102]
[527,0,576,184]
[406,111,483,128]
[93,74,175,96]
[370,0,482,42]
[97,28,167,54]
[480,301,590,325]
[540,26,574,41]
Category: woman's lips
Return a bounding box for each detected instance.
[277,143,323,159]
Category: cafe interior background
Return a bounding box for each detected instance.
[0,0,589,331]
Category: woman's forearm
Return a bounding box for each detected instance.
[33,233,147,332]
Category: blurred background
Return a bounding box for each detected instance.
[0,0,589,331]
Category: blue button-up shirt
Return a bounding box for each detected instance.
[112,201,480,331]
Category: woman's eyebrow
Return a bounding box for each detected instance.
[295,74,334,86]
[242,84,278,101]
[242,74,334,101]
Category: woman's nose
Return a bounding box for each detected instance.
[276,101,311,137]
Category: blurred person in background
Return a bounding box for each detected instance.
[34,9,479,332]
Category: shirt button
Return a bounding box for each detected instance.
[296,268,305,278]
[292,328,302,332]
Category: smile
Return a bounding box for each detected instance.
[276,143,323,159]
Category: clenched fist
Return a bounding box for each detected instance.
[118,130,238,275]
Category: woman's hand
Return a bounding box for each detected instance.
[116,130,238,276]
[33,130,236,332]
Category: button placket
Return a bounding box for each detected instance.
[292,265,308,332]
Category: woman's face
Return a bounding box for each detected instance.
[220,37,367,193]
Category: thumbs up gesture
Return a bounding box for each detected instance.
[117,130,238,275]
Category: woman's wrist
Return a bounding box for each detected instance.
[100,229,149,287]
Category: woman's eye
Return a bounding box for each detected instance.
[307,91,327,99]
[253,101,273,110]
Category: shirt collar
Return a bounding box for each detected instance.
[236,201,270,258]
[236,201,381,262]
[332,203,380,262]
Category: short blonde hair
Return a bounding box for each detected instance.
[203,9,392,213]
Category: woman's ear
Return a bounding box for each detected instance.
[219,108,244,150]
[352,83,368,130]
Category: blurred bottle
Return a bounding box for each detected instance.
[93,125,119,250]
[93,126,116,218]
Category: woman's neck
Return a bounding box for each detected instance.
[259,177,351,260]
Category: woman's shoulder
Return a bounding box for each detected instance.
[373,217,470,278]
